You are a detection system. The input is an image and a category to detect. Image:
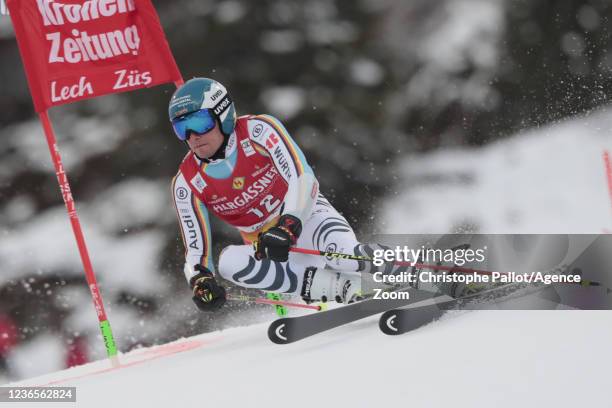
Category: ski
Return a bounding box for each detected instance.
[267,287,435,344]
[379,280,555,335]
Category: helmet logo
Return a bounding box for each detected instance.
[213,96,232,116]
[210,89,224,101]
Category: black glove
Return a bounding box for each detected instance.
[190,265,226,312]
[254,214,302,262]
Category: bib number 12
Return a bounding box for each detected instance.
[247,194,281,218]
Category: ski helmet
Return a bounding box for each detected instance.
[168,78,236,138]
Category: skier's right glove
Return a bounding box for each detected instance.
[253,214,302,262]
[189,265,226,312]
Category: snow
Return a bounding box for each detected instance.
[381,106,612,234]
[561,31,587,58]
[259,30,304,54]
[88,178,171,233]
[350,58,385,86]
[378,0,504,112]
[0,113,130,175]
[1,195,36,225]
[0,206,166,292]
[261,87,307,119]
[418,0,501,72]
[214,0,246,24]
[0,175,174,380]
[6,335,65,381]
[577,5,601,32]
[0,6,12,39]
[306,20,358,45]
[4,308,612,408]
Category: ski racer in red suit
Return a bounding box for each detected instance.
[170,78,409,312]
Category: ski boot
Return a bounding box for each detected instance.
[300,267,363,304]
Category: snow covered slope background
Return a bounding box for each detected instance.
[381,106,612,234]
[4,105,612,408]
[7,310,612,408]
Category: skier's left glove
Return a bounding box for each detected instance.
[190,265,226,312]
[254,214,302,262]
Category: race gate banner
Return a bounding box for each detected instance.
[7,0,182,112]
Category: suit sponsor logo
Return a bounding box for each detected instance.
[190,174,207,193]
[325,243,337,261]
[241,139,256,157]
[209,196,227,204]
[252,163,271,177]
[253,124,264,137]
[212,167,279,213]
[181,215,199,250]
[325,243,336,252]
[176,186,189,200]
[273,146,292,179]
[232,177,245,190]
[266,133,280,149]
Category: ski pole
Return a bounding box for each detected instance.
[227,294,324,311]
[289,247,499,276]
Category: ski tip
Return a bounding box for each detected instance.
[268,320,291,344]
[379,310,402,335]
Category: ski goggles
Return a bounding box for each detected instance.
[171,109,216,141]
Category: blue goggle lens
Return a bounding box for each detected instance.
[172,109,216,141]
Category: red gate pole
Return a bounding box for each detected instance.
[39,111,119,368]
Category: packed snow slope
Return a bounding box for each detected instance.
[5,108,612,407]
[7,308,612,408]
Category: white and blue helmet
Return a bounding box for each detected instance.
[168,77,237,137]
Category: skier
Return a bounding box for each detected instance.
[169,77,402,312]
